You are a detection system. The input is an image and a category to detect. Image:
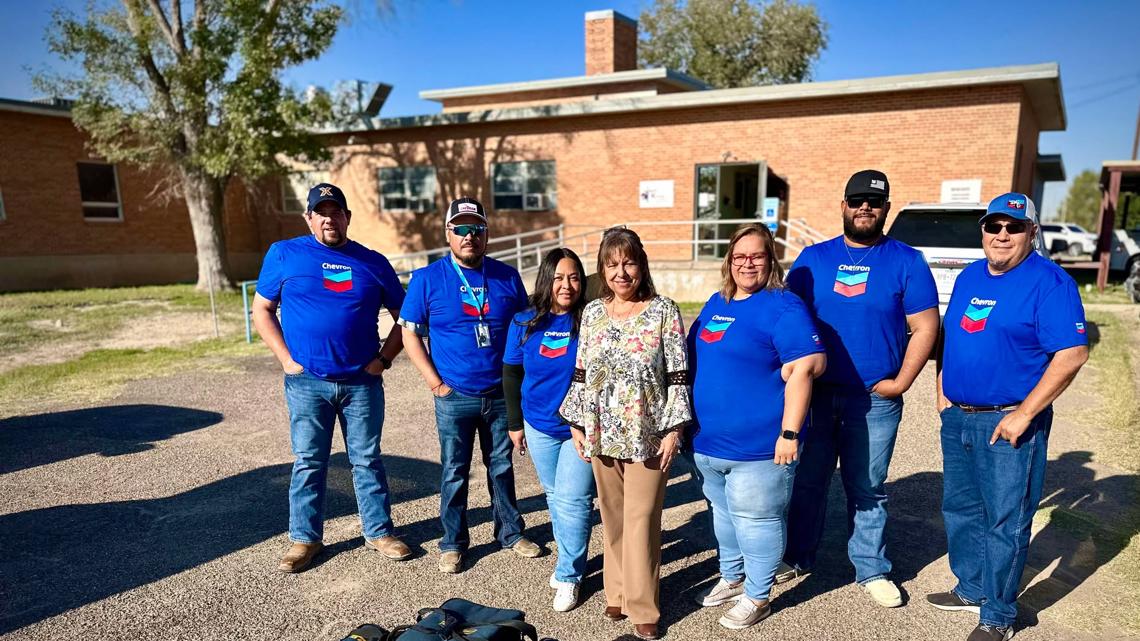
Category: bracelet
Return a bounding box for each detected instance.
[430,381,444,392]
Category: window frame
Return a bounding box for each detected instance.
[76,161,123,222]
[280,170,331,215]
[378,165,438,214]
[491,160,557,212]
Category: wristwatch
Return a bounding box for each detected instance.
[377,354,392,370]
[780,430,799,441]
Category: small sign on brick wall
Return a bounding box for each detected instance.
[639,180,674,208]
[940,179,983,203]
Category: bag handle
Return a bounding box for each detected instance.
[450,619,538,641]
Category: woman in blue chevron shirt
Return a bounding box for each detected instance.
[502,247,594,613]
[686,224,827,630]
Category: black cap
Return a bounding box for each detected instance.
[446,197,488,224]
[306,182,348,212]
[844,170,890,198]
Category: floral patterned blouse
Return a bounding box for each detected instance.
[559,295,693,462]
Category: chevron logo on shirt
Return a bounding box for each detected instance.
[960,297,996,333]
[539,331,571,358]
[833,265,870,297]
[699,316,735,343]
[322,266,353,293]
[460,285,490,317]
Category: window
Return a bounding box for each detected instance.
[887,209,983,249]
[1040,224,1063,233]
[379,166,437,213]
[492,161,557,211]
[281,170,331,215]
[77,162,122,220]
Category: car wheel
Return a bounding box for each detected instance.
[1067,242,1084,257]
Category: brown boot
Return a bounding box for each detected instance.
[365,535,413,561]
[633,623,660,640]
[278,541,322,573]
[603,606,626,621]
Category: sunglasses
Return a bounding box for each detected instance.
[981,220,1029,235]
[846,196,885,209]
[448,223,487,237]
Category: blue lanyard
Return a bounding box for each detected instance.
[450,255,486,321]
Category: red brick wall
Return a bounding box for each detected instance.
[1013,91,1040,198]
[585,15,637,76]
[319,84,1028,260]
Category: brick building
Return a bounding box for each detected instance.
[0,9,1066,291]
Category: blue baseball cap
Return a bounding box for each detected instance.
[306,182,348,212]
[981,192,1036,222]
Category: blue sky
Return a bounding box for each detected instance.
[2,0,1138,217]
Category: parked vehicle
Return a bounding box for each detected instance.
[1095,228,1140,276]
[887,202,1048,318]
[1040,222,1098,257]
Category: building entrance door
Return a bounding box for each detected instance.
[693,162,788,259]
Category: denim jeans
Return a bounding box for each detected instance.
[283,370,394,543]
[523,423,596,583]
[433,388,525,552]
[784,385,903,584]
[941,405,1051,628]
[695,453,797,601]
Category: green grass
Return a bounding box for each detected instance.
[0,337,261,417]
[1085,310,1140,472]
[0,284,249,358]
[1067,269,1133,305]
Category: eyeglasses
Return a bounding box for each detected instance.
[731,253,768,266]
[448,223,487,237]
[982,220,1029,235]
[846,196,885,209]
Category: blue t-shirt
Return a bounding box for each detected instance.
[255,235,406,380]
[399,256,528,396]
[686,289,824,461]
[786,236,938,389]
[503,309,578,439]
[942,252,1087,406]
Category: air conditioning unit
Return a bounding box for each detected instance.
[524,193,546,210]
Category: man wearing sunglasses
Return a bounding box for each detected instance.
[928,193,1088,641]
[398,197,538,574]
[781,169,940,608]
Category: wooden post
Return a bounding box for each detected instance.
[1097,169,1121,292]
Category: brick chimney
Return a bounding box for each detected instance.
[585,10,638,75]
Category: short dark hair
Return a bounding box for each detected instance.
[595,227,656,302]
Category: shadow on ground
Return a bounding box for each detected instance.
[0,404,223,474]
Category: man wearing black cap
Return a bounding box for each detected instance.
[928,193,1087,641]
[252,182,412,573]
[780,170,940,607]
[398,197,539,573]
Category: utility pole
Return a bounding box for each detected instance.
[1133,99,1140,160]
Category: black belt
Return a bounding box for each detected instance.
[953,403,1020,414]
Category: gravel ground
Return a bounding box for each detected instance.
[0,351,1131,641]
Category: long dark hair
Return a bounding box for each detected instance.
[595,227,657,302]
[521,247,588,343]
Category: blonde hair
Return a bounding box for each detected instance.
[720,224,785,301]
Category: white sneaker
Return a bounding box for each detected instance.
[694,577,744,607]
[862,578,903,608]
[550,576,580,612]
[718,598,771,629]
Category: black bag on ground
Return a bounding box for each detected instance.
[388,598,537,641]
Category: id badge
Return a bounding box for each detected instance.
[475,322,492,348]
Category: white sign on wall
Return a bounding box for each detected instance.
[940,179,983,203]
[639,180,675,209]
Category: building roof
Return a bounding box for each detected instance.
[1036,154,1066,182]
[419,67,710,102]
[333,62,1066,135]
[0,96,74,118]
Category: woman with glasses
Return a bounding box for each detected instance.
[688,224,827,629]
[502,248,594,612]
[559,227,693,640]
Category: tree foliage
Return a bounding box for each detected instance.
[1059,170,1101,231]
[638,0,827,89]
[36,0,345,289]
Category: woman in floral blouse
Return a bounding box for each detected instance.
[559,227,693,641]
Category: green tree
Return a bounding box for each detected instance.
[36,0,344,290]
[1059,169,1101,231]
[638,0,827,89]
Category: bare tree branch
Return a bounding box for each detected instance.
[141,0,183,56]
[170,0,185,52]
[123,0,185,153]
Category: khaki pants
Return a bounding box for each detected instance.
[592,455,668,625]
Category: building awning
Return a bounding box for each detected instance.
[1036,154,1065,181]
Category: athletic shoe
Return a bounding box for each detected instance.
[694,578,744,607]
[552,580,580,612]
[718,598,771,629]
[926,590,981,615]
[967,623,1014,641]
[862,578,903,608]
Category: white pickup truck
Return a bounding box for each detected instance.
[886,202,1049,317]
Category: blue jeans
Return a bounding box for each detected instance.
[695,453,797,601]
[941,405,1051,628]
[524,423,596,583]
[284,370,394,543]
[784,385,903,584]
[433,388,525,552]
